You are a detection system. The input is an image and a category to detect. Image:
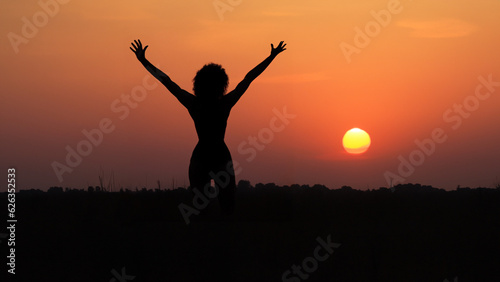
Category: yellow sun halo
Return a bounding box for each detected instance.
[342,128,371,154]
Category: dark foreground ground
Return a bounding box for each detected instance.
[1,184,500,281]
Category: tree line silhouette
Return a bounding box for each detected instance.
[35,181,500,194]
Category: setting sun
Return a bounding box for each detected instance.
[342,128,371,154]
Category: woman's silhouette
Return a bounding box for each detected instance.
[130,39,286,215]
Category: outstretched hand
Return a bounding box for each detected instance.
[130,39,148,61]
[271,41,287,57]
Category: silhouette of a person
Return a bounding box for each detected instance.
[130,39,286,215]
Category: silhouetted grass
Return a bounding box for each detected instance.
[1,183,499,281]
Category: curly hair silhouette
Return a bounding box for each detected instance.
[193,63,229,100]
[130,39,286,215]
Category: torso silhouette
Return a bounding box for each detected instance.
[187,97,231,146]
[187,96,232,169]
[186,95,236,214]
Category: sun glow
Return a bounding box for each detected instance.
[342,128,371,154]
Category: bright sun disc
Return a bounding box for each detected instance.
[342,128,371,154]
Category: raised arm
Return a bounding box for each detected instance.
[130,39,194,108]
[225,41,287,107]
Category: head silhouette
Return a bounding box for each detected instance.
[193,63,229,100]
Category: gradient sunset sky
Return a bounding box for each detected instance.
[1,0,499,190]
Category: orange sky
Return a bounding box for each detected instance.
[1,0,500,190]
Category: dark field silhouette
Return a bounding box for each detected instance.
[2,183,500,281]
